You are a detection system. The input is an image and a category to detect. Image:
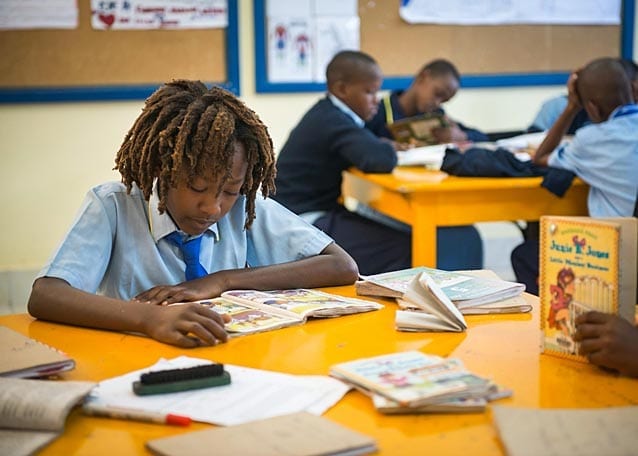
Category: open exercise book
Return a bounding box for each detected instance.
[356,267,528,314]
[188,289,383,336]
[0,377,95,456]
[330,351,508,414]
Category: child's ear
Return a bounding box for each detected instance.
[583,99,603,123]
[331,80,348,98]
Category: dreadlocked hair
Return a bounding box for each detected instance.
[114,80,276,229]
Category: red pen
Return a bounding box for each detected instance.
[83,403,192,426]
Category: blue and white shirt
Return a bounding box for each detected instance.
[38,181,333,300]
[548,104,638,217]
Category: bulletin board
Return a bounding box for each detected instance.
[0,1,239,103]
[255,0,635,93]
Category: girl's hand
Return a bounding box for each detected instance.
[134,274,228,305]
[143,302,229,348]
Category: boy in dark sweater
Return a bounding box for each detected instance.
[273,50,411,275]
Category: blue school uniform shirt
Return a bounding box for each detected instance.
[38,181,333,300]
[548,104,638,217]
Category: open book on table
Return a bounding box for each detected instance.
[356,267,527,313]
[330,350,493,409]
[189,289,383,336]
[0,377,95,456]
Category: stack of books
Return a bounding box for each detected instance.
[330,350,510,414]
[356,267,529,332]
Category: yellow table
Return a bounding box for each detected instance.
[342,168,589,267]
[2,287,636,455]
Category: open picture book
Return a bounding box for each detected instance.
[188,289,383,336]
[330,350,494,409]
[388,112,448,146]
[356,267,527,314]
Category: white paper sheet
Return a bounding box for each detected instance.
[86,356,350,426]
[0,0,78,30]
[399,0,621,25]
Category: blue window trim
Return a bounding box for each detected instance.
[0,1,240,103]
[255,0,635,93]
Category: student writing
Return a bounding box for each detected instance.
[28,81,358,348]
[273,50,411,275]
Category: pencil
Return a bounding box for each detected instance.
[83,402,191,426]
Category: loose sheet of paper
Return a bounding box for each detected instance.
[87,356,350,426]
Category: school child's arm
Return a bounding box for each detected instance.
[28,277,229,348]
[533,72,581,166]
[431,117,468,143]
[134,242,359,306]
[574,311,638,377]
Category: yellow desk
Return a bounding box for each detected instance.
[2,287,637,455]
[342,168,589,267]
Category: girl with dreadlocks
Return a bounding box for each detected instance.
[28,80,358,348]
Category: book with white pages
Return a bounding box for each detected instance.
[398,272,467,332]
[396,143,450,169]
[356,267,526,310]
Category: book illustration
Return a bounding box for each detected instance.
[190,289,383,336]
[539,216,637,361]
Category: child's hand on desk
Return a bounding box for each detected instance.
[574,311,638,377]
[143,302,229,348]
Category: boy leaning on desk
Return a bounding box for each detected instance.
[27,80,359,348]
[513,57,638,378]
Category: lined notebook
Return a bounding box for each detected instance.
[0,326,75,378]
[146,412,377,456]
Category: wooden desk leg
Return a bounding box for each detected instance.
[411,206,437,267]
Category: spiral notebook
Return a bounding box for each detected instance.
[0,326,75,378]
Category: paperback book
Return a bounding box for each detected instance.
[539,216,637,362]
[329,350,492,408]
[356,267,526,312]
[191,289,383,336]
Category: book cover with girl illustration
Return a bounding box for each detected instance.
[539,216,637,361]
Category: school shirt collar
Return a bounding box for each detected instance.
[328,93,365,127]
[610,103,638,119]
[147,181,219,243]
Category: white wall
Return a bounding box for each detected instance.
[1,1,636,272]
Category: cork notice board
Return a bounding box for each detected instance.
[0,2,239,102]
[360,2,622,78]
[255,0,631,93]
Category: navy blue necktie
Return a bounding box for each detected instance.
[166,232,208,281]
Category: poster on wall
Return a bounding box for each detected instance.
[0,0,78,30]
[91,0,228,30]
[399,0,621,25]
[267,0,359,83]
